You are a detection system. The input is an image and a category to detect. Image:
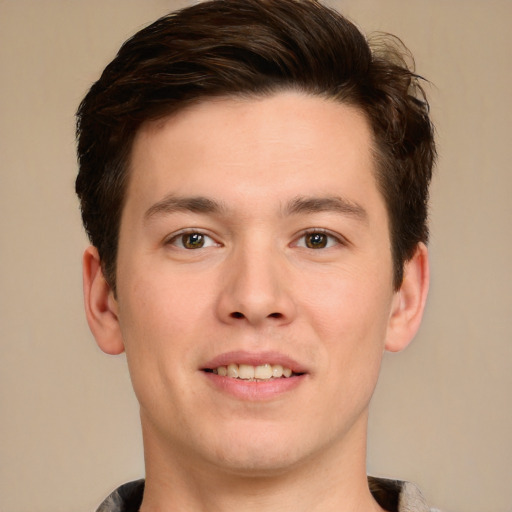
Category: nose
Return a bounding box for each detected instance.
[215,242,297,327]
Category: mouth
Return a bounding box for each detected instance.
[200,352,307,399]
[203,363,302,381]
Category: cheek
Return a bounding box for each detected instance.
[115,272,209,393]
[119,267,210,336]
[300,267,393,385]
[297,272,390,436]
[305,268,392,336]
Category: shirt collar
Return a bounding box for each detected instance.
[96,477,434,512]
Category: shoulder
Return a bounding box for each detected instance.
[368,476,440,512]
[95,479,145,512]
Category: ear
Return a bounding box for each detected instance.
[82,246,125,355]
[385,243,429,353]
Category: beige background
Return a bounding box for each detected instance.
[1,1,511,511]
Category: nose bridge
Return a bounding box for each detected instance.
[217,233,295,325]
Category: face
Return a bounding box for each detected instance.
[98,91,420,475]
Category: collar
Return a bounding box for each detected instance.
[96,476,435,512]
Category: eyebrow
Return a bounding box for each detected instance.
[284,195,368,222]
[144,193,368,223]
[144,194,227,221]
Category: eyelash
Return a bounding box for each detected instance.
[165,230,219,250]
[294,229,344,249]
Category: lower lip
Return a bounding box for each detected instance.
[202,372,306,401]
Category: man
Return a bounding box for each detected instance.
[75,0,436,511]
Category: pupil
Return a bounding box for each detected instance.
[184,233,204,249]
[307,233,327,248]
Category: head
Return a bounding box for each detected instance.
[77,0,435,481]
[75,0,435,294]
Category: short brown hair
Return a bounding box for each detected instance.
[76,0,435,291]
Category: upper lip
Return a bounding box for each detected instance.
[202,350,308,374]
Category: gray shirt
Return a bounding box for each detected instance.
[96,477,438,512]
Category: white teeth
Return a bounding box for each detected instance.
[254,364,272,380]
[238,364,255,379]
[212,363,295,380]
[227,364,238,378]
[272,364,283,378]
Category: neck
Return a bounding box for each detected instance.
[139,412,384,512]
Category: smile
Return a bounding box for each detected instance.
[201,353,307,400]
[206,363,297,380]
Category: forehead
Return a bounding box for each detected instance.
[127,91,382,216]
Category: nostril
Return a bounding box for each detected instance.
[228,311,284,321]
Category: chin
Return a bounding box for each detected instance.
[211,448,303,477]
[202,427,320,477]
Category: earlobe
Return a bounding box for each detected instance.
[385,243,430,353]
[82,246,125,355]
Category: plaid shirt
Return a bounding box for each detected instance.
[96,477,439,512]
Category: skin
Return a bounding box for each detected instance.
[83,91,429,512]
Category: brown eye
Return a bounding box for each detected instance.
[182,233,205,249]
[167,231,218,250]
[305,232,328,249]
